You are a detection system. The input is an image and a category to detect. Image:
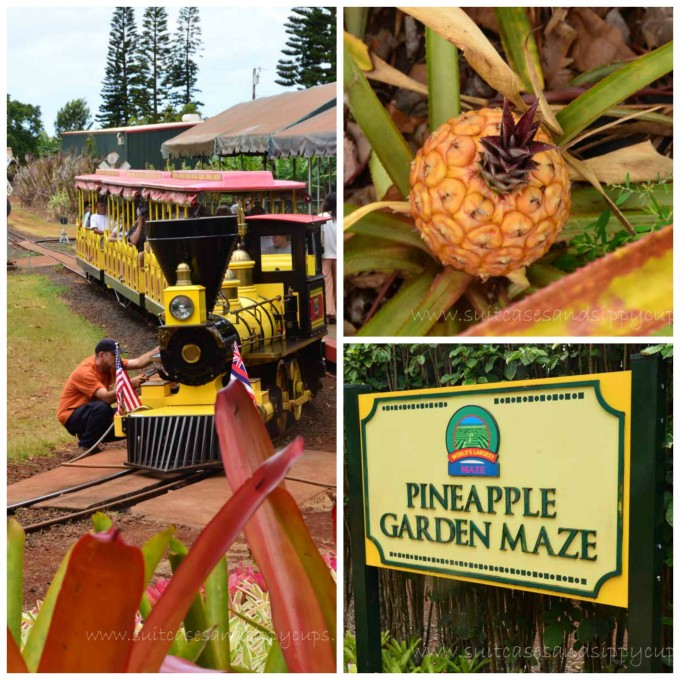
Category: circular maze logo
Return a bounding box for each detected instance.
[446,405,500,477]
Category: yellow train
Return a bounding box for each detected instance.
[74,168,329,472]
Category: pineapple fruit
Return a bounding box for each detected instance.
[409,100,570,278]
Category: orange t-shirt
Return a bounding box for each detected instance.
[56,355,128,425]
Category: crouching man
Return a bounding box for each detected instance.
[57,338,159,452]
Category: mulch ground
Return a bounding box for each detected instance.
[8,262,337,606]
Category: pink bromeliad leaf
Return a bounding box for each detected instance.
[127,385,303,672]
[214,382,336,673]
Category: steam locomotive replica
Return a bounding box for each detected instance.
[73,169,329,473]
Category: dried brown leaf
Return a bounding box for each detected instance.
[640,7,673,50]
[542,10,577,89]
[568,141,673,185]
[568,8,636,72]
[344,122,372,187]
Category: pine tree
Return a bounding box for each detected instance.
[276,7,336,89]
[97,7,146,127]
[170,7,203,108]
[138,7,173,123]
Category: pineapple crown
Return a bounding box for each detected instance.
[479,99,554,194]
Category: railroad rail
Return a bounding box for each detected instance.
[8,229,84,277]
[9,461,216,533]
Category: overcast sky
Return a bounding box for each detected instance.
[7,5,301,136]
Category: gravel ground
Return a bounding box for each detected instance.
[9,262,337,605]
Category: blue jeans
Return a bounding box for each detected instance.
[64,401,120,448]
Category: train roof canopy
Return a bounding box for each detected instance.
[75,168,305,192]
[161,83,336,159]
[75,169,305,206]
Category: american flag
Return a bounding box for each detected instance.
[115,343,142,415]
[230,341,257,406]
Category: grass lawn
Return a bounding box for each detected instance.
[8,201,77,241]
[7,271,106,460]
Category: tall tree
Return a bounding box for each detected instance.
[276,7,336,89]
[54,98,92,138]
[7,95,43,161]
[171,7,203,108]
[97,7,145,128]
[138,7,173,123]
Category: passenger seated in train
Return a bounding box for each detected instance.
[129,205,148,268]
[89,199,108,235]
[245,196,266,216]
[83,201,92,228]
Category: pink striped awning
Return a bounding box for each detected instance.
[75,180,100,191]
[142,188,198,206]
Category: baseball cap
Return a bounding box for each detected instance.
[95,338,121,354]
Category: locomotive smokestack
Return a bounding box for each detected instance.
[146,215,239,314]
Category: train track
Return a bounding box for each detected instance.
[10,464,218,534]
[8,228,84,277]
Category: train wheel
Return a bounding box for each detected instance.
[273,360,289,433]
[288,357,305,423]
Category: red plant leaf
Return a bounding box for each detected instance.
[7,628,28,672]
[127,388,303,673]
[214,382,336,673]
[37,529,145,672]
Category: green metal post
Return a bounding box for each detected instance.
[344,384,382,672]
[628,354,665,672]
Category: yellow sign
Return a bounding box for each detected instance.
[359,372,631,607]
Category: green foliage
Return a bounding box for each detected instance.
[35,131,61,157]
[54,98,92,138]
[642,343,673,359]
[47,189,70,221]
[276,7,337,88]
[343,632,490,673]
[170,7,203,108]
[10,409,334,672]
[7,94,43,162]
[97,7,146,128]
[557,177,673,271]
[344,344,588,392]
[84,135,97,158]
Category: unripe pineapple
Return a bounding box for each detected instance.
[409,100,570,277]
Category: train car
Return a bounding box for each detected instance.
[72,169,328,473]
[74,168,308,315]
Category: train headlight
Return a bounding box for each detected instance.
[169,295,194,321]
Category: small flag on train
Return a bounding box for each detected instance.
[230,341,258,406]
[115,343,142,415]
